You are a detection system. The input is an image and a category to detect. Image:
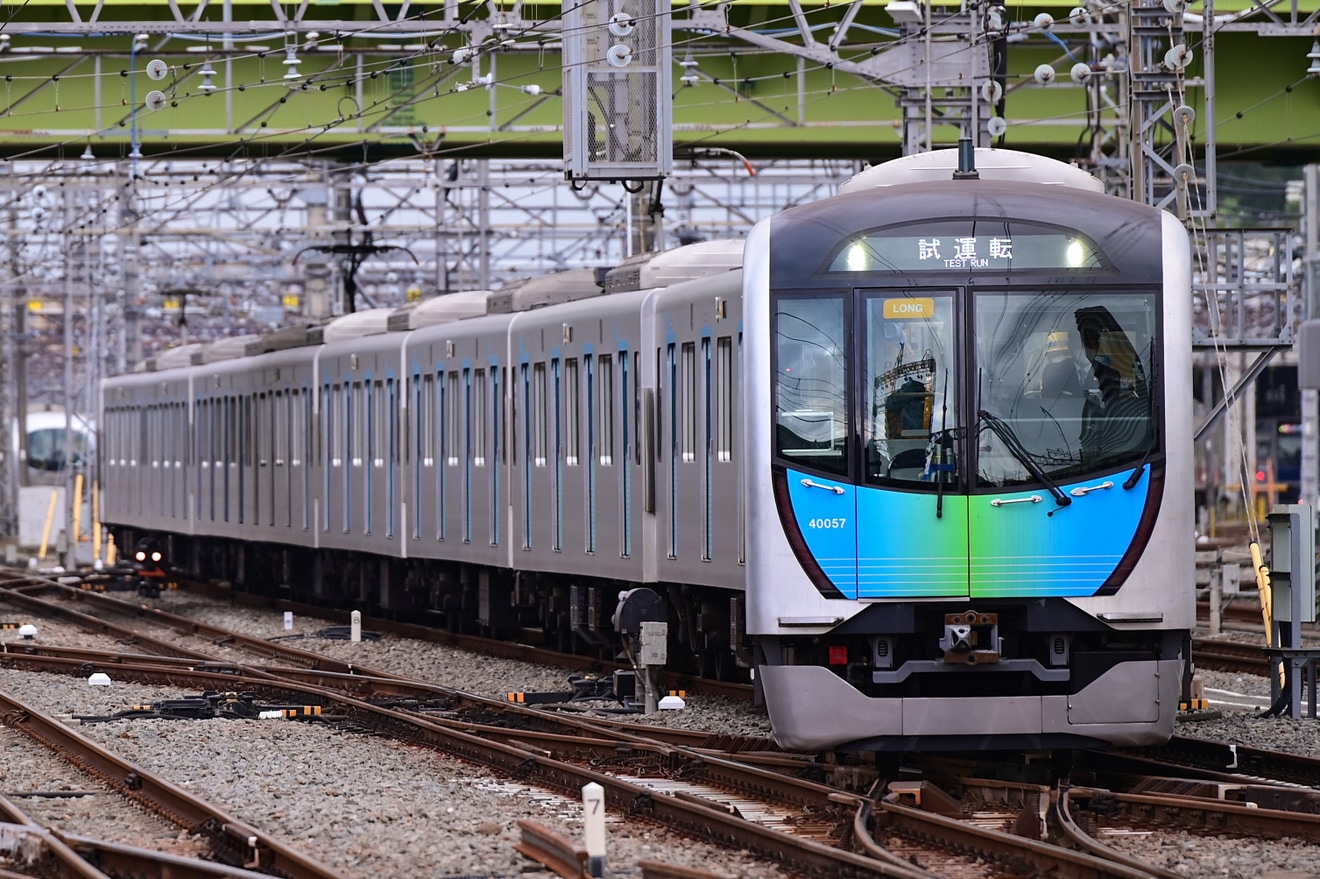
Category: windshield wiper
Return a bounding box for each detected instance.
[977,409,1071,508]
[1123,441,1157,490]
[927,427,959,519]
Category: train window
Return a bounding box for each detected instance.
[223,397,233,522]
[533,362,548,467]
[667,343,678,558]
[352,381,366,469]
[241,396,251,525]
[289,391,301,467]
[600,354,614,466]
[254,393,265,470]
[387,377,397,538]
[622,348,633,559]
[634,351,642,467]
[702,338,712,562]
[201,401,210,520]
[474,369,487,467]
[773,295,848,477]
[681,344,696,463]
[522,362,531,549]
[462,368,471,544]
[321,385,331,531]
[492,367,501,547]
[344,382,354,533]
[565,359,579,466]
[274,391,285,467]
[420,374,435,467]
[447,371,460,467]
[437,369,447,541]
[974,291,1158,486]
[863,292,955,486]
[373,379,386,468]
[367,380,378,536]
[552,357,563,551]
[716,337,733,463]
[586,354,597,553]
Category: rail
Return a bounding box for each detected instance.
[0,692,345,879]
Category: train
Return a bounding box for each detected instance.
[101,147,1194,753]
[19,409,96,487]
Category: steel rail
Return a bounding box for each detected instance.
[0,647,867,812]
[1053,789,1185,879]
[0,794,112,879]
[639,859,745,879]
[515,820,588,879]
[174,577,755,700]
[875,800,1159,879]
[0,693,346,879]
[2,791,281,879]
[58,832,334,879]
[0,648,929,877]
[0,586,247,666]
[1122,735,1320,789]
[1190,636,1271,674]
[1,583,356,673]
[4,574,752,699]
[1064,785,1320,842]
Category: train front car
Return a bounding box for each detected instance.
[745,149,1194,752]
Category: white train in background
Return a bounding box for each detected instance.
[17,409,96,487]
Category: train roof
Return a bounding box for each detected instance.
[243,323,325,356]
[193,334,262,364]
[490,267,605,313]
[316,307,395,343]
[387,290,493,331]
[840,147,1104,194]
[604,239,745,293]
[137,343,204,372]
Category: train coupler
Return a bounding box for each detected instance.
[939,611,1002,665]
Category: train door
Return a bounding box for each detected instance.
[855,290,967,599]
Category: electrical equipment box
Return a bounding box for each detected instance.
[1269,504,1316,623]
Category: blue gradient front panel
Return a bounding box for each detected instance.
[968,467,1149,597]
[785,468,856,595]
[856,488,969,598]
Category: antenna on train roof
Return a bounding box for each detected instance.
[953,136,979,180]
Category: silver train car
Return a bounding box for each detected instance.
[101,147,1193,752]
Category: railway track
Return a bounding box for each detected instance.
[1190,636,1272,675]
[0,576,946,876]
[12,569,1320,878]
[0,688,342,879]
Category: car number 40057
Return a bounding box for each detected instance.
[806,518,847,529]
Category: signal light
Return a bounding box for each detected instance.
[1256,470,1266,482]
[828,645,848,666]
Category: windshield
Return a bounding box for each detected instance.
[773,294,849,477]
[974,291,1157,487]
[863,292,957,486]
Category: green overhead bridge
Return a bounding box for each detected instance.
[0,0,1316,164]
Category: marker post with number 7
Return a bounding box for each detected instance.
[582,782,605,878]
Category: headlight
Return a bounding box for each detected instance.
[135,551,146,562]
[151,552,162,562]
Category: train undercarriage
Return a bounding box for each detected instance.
[111,528,753,683]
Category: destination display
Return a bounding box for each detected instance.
[828,226,1106,273]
